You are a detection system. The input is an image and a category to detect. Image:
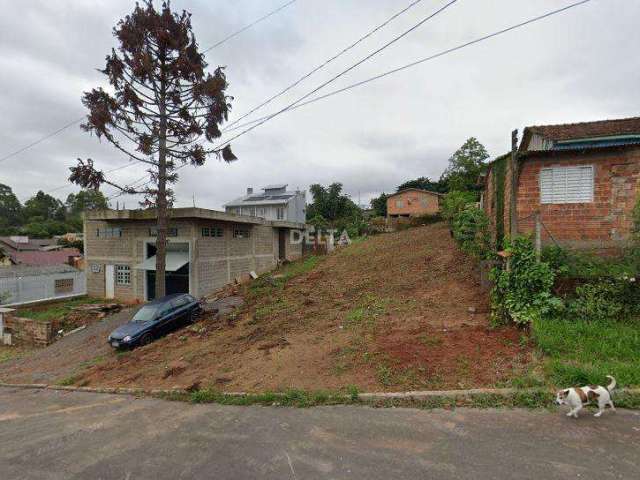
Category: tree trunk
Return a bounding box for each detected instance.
[155,70,168,300]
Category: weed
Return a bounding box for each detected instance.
[376,363,393,386]
[417,333,443,347]
[57,374,81,386]
[160,388,357,408]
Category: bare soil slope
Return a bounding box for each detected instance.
[4,223,530,391]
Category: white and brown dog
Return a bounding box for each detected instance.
[556,375,616,418]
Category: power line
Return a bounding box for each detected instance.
[45,0,429,195]
[0,0,299,165]
[224,0,427,130]
[210,0,460,151]
[224,0,594,134]
[0,118,84,164]
[103,0,593,201]
[58,0,595,202]
[202,0,299,53]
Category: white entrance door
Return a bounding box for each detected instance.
[105,265,115,299]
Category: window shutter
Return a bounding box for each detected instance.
[540,165,593,204]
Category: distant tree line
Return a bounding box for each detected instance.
[370,137,489,217]
[0,184,108,238]
[306,183,365,238]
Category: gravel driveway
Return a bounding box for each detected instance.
[0,307,136,384]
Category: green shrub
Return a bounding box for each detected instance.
[491,236,561,325]
[569,277,640,321]
[451,206,491,259]
[440,190,477,221]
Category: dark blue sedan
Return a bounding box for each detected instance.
[108,293,202,349]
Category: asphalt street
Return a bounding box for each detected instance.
[0,387,638,479]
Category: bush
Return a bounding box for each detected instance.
[569,277,640,321]
[491,236,561,325]
[440,191,477,221]
[451,206,491,259]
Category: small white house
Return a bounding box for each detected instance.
[224,184,306,223]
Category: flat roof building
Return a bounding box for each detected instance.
[84,208,305,302]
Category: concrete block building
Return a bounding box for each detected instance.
[84,208,305,302]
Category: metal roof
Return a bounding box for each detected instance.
[552,136,640,151]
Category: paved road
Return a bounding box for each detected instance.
[0,387,638,480]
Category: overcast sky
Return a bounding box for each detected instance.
[0,0,638,209]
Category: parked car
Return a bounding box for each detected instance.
[107,293,202,349]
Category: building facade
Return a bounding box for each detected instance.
[224,184,306,223]
[483,117,640,251]
[84,208,305,302]
[386,189,442,218]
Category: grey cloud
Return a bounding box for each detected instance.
[1,0,639,210]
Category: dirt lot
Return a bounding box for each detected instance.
[2,223,531,391]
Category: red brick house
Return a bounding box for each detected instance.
[483,117,640,251]
[386,189,442,219]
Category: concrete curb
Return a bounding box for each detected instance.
[2,382,640,401]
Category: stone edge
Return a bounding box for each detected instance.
[2,383,639,401]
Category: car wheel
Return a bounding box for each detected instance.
[139,333,153,346]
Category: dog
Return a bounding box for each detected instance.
[555,375,616,418]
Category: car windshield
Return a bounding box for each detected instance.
[132,305,161,322]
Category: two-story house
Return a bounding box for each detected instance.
[224,184,306,223]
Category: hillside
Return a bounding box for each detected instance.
[4,223,531,392]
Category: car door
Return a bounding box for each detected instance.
[171,296,189,325]
[155,302,177,335]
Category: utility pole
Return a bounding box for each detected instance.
[510,129,519,239]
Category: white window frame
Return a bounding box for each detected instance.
[115,265,131,286]
[396,200,404,208]
[539,165,594,204]
[276,207,285,220]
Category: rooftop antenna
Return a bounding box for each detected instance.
[193,194,196,208]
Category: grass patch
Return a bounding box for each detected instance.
[154,387,640,410]
[0,346,31,364]
[56,374,82,386]
[158,388,358,408]
[247,256,321,300]
[18,296,103,323]
[532,317,640,387]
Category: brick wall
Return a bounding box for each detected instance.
[4,314,53,346]
[515,147,640,249]
[387,191,440,217]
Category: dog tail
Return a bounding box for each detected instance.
[606,375,616,392]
